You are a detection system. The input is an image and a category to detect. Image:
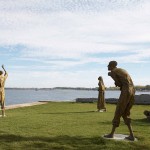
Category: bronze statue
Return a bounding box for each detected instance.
[97,76,106,112]
[0,65,8,117]
[104,61,135,141]
[144,110,150,121]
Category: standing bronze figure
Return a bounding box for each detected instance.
[97,76,106,112]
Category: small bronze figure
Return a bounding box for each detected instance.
[97,76,106,112]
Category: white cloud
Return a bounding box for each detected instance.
[1,0,150,87]
[1,1,150,55]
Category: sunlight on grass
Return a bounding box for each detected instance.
[0,102,150,149]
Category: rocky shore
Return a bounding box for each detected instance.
[76,94,150,105]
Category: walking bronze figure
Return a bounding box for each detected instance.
[104,61,135,141]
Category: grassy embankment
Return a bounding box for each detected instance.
[0,102,150,150]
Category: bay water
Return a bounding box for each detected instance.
[5,89,150,106]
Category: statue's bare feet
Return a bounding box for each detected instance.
[0,115,6,117]
[104,134,114,138]
[125,135,135,141]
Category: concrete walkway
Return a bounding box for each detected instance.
[5,101,48,110]
[103,134,138,141]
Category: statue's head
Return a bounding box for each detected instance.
[108,61,117,71]
[98,76,102,80]
[144,110,150,116]
[0,71,3,75]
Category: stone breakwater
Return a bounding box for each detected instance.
[76,94,150,105]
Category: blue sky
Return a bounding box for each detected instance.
[0,0,150,88]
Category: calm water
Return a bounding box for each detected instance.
[5,89,150,106]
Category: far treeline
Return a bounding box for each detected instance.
[106,85,150,91]
[54,85,150,91]
[6,85,150,91]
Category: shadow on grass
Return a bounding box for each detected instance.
[0,133,149,150]
[41,111,96,115]
[133,118,150,126]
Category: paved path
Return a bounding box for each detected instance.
[5,101,48,110]
[103,134,138,141]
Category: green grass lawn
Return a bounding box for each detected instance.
[0,102,150,150]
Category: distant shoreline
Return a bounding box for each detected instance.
[5,87,100,91]
[5,87,150,92]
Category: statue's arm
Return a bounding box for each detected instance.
[2,65,8,77]
[108,72,121,87]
